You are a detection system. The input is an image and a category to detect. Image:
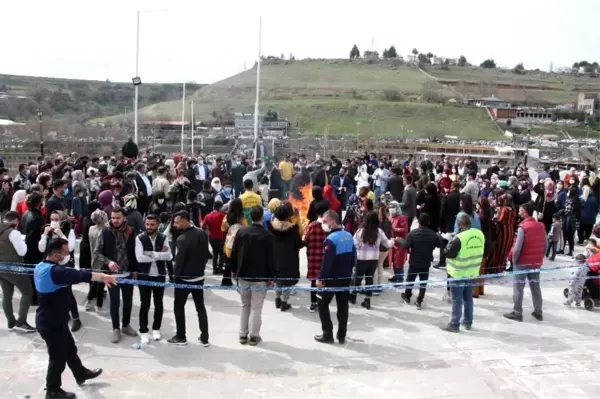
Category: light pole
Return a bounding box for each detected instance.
[356,121,361,152]
[133,9,168,145]
[37,108,44,157]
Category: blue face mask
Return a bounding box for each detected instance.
[62,188,69,196]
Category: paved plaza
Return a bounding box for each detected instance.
[1,248,599,399]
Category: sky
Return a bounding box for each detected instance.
[3,0,600,85]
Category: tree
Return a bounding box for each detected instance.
[280,53,285,59]
[382,48,389,58]
[441,58,450,70]
[480,59,496,68]
[289,52,295,61]
[412,48,419,55]
[458,55,467,67]
[426,52,434,59]
[350,44,360,59]
[418,53,430,64]
[513,63,526,75]
[386,45,397,59]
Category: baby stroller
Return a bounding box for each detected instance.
[563,254,600,311]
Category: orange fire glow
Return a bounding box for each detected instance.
[288,184,313,227]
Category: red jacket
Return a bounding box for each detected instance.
[587,253,600,286]
[389,214,408,267]
[509,217,546,268]
[202,211,225,240]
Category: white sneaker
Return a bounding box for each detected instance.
[140,333,150,345]
[152,330,162,341]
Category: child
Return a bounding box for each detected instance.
[202,201,226,274]
[564,252,593,307]
[546,213,563,261]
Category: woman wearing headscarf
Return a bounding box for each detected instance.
[421,182,441,232]
[124,194,144,236]
[221,198,246,287]
[578,185,598,244]
[148,192,167,216]
[563,186,581,256]
[518,182,532,205]
[306,186,329,223]
[322,185,341,215]
[263,198,281,228]
[355,164,370,193]
[268,206,305,311]
[473,197,494,297]
[437,168,452,195]
[387,201,409,282]
[533,179,556,233]
[488,194,516,273]
[83,204,105,311]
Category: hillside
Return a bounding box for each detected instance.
[0,74,205,123]
[100,59,599,139]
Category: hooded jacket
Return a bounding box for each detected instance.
[267,218,305,286]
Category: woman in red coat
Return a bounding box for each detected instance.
[438,168,452,195]
[387,201,408,282]
[322,185,341,214]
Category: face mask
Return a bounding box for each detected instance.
[62,188,68,196]
[518,186,522,191]
[557,185,563,191]
[389,208,397,216]
[569,180,575,184]
[59,254,70,265]
[50,221,60,230]
[157,198,164,204]
[321,223,331,232]
[198,160,204,165]
[442,174,448,178]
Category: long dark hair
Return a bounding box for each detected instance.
[567,186,579,200]
[478,196,491,221]
[460,194,475,216]
[227,198,244,225]
[425,182,438,197]
[360,211,380,246]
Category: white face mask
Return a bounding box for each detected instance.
[157,198,164,204]
[50,221,60,230]
[569,180,575,184]
[321,223,331,232]
[59,254,70,265]
[442,174,447,178]
[389,208,397,215]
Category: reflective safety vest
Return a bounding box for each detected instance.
[447,228,485,278]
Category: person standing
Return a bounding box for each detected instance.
[94,207,138,343]
[202,201,226,275]
[240,179,262,225]
[303,201,329,312]
[437,181,461,268]
[134,214,172,344]
[402,175,417,229]
[314,210,356,344]
[45,179,67,224]
[441,214,485,332]
[0,211,35,332]
[22,192,46,306]
[135,163,152,216]
[331,167,353,209]
[278,155,294,198]
[34,237,115,399]
[168,210,211,346]
[399,213,443,309]
[230,206,275,345]
[504,202,546,322]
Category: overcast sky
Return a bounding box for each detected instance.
[3,0,599,84]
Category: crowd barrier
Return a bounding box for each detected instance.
[0,262,598,292]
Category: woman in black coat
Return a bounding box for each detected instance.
[421,182,441,232]
[267,206,305,311]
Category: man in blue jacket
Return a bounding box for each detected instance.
[35,237,117,399]
[315,210,356,345]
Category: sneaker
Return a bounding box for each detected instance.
[84,300,94,311]
[121,325,138,337]
[309,303,318,313]
[14,321,36,333]
[531,312,543,321]
[361,298,371,310]
[140,333,150,345]
[401,293,410,304]
[314,334,334,344]
[7,321,15,331]
[280,302,292,312]
[70,319,82,333]
[563,301,572,307]
[152,330,162,341]
[461,323,472,331]
[76,368,102,386]
[415,301,422,310]
[248,336,262,346]
[440,323,460,333]
[337,336,346,345]
[275,297,282,309]
[167,335,188,345]
[575,302,581,307]
[503,312,523,322]
[198,337,210,347]
[45,387,76,398]
[111,329,122,343]
[239,336,248,345]
[96,306,106,313]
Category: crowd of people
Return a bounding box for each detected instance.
[0,150,599,398]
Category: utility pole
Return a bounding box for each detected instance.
[356,121,361,153]
[37,108,44,157]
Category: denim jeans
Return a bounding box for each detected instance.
[450,278,474,327]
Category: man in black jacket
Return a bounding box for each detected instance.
[134,214,172,344]
[387,167,404,203]
[22,192,45,305]
[45,179,67,224]
[437,180,461,268]
[168,210,211,346]
[134,163,152,216]
[398,213,443,309]
[229,206,275,346]
[94,207,138,344]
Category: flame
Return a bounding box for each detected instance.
[288,184,312,227]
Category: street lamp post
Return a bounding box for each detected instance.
[355,121,361,152]
[37,108,44,157]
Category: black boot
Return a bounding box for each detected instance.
[349,294,357,305]
[76,368,103,386]
[280,302,291,311]
[45,388,76,399]
[361,298,371,310]
[275,298,282,309]
[71,318,82,333]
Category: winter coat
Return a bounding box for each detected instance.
[267,218,305,286]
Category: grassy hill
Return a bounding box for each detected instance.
[0,74,205,123]
[97,59,599,140]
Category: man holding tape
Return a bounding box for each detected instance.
[35,237,117,399]
[441,213,484,333]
